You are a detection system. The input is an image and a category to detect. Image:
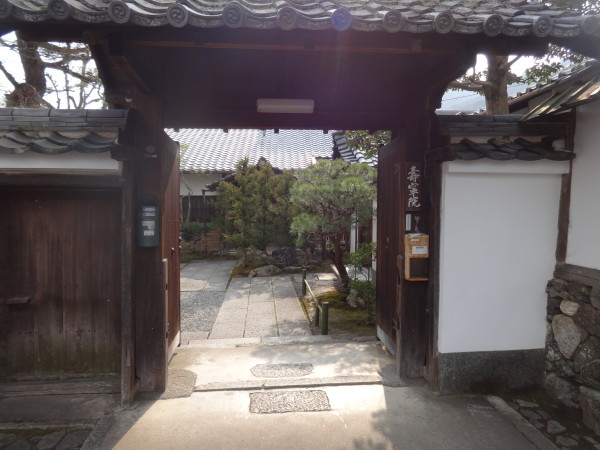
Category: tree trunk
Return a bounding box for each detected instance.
[332,236,349,287]
[16,31,46,96]
[484,54,510,115]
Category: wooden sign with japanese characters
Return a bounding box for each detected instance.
[404,162,422,212]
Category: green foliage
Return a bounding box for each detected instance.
[344,130,390,159]
[290,159,376,241]
[213,158,295,251]
[344,242,376,281]
[290,159,376,282]
[180,221,210,242]
[349,280,376,324]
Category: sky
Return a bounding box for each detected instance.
[0,32,101,109]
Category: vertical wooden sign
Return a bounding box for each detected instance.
[405,162,422,212]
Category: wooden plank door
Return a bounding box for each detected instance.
[0,188,121,380]
[163,138,181,360]
[376,136,404,355]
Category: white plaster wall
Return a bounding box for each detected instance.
[0,151,119,171]
[439,160,568,353]
[566,101,600,270]
[180,172,224,196]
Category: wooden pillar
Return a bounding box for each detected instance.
[393,98,432,378]
[119,93,168,394]
[120,160,136,404]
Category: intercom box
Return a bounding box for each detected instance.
[404,234,429,281]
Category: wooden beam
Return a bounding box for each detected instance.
[162,109,408,131]
[107,35,153,94]
[131,39,452,55]
[555,263,600,287]
[0,172,122,188]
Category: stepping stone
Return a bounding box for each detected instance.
[249,390,330,414]
[250,363,314,378]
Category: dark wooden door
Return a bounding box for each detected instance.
[0,188,121,380]
[163,138,181,360]
[376,136,404,354]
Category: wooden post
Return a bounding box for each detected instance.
[127,93,168,394]
[394,98,433,379]
[120,160,136,404]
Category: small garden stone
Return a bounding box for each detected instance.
[547,420,567,434]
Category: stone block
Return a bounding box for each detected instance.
[548,295,562,315]
[581,386,600,437]
[574,305,600,337]
[544,373,579,408]
[574,336,600,371]
[560,300,581,316]
[591,286,600,310]
[550,278,569,293]
[248,265,282,277]
[547,420,566,434]
[552,314,583,359]
[569,283,591,303]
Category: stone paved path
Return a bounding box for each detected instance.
[209,275,311,339]
[180,260,311,343]
[180,259,236,343]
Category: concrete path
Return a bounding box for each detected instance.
[97,340,554,450]
[180,260,311,343]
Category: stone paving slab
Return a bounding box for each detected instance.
[182,260,311,341]
[180,259,235,292]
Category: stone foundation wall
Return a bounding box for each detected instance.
[545,278,600,436]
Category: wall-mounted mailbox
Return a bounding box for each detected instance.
[404,234,429,281]
[138,200,160,247]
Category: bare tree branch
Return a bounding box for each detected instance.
[448,79,489,92]
[0,61,19,88]
[44,63,96,83]
[507,55,523,67]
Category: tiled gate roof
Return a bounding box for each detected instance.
[0,0,598,37]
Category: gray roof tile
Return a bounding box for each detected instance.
[0,108,127,154]
[1,0,598,37]
[168,128,335,172]
[332,131,378,167]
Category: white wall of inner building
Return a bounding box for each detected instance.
[566,101,600,270]
[438,159,568,354]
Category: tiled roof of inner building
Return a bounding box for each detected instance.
[168,128,335,172]
[1,0,598,37]
[332,131,378,167]
[0,108,128,155]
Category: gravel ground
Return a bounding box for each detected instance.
[180,290,226,333]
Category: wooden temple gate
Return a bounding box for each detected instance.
[1,0,599,403]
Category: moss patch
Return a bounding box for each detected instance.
[305,289,376,337]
